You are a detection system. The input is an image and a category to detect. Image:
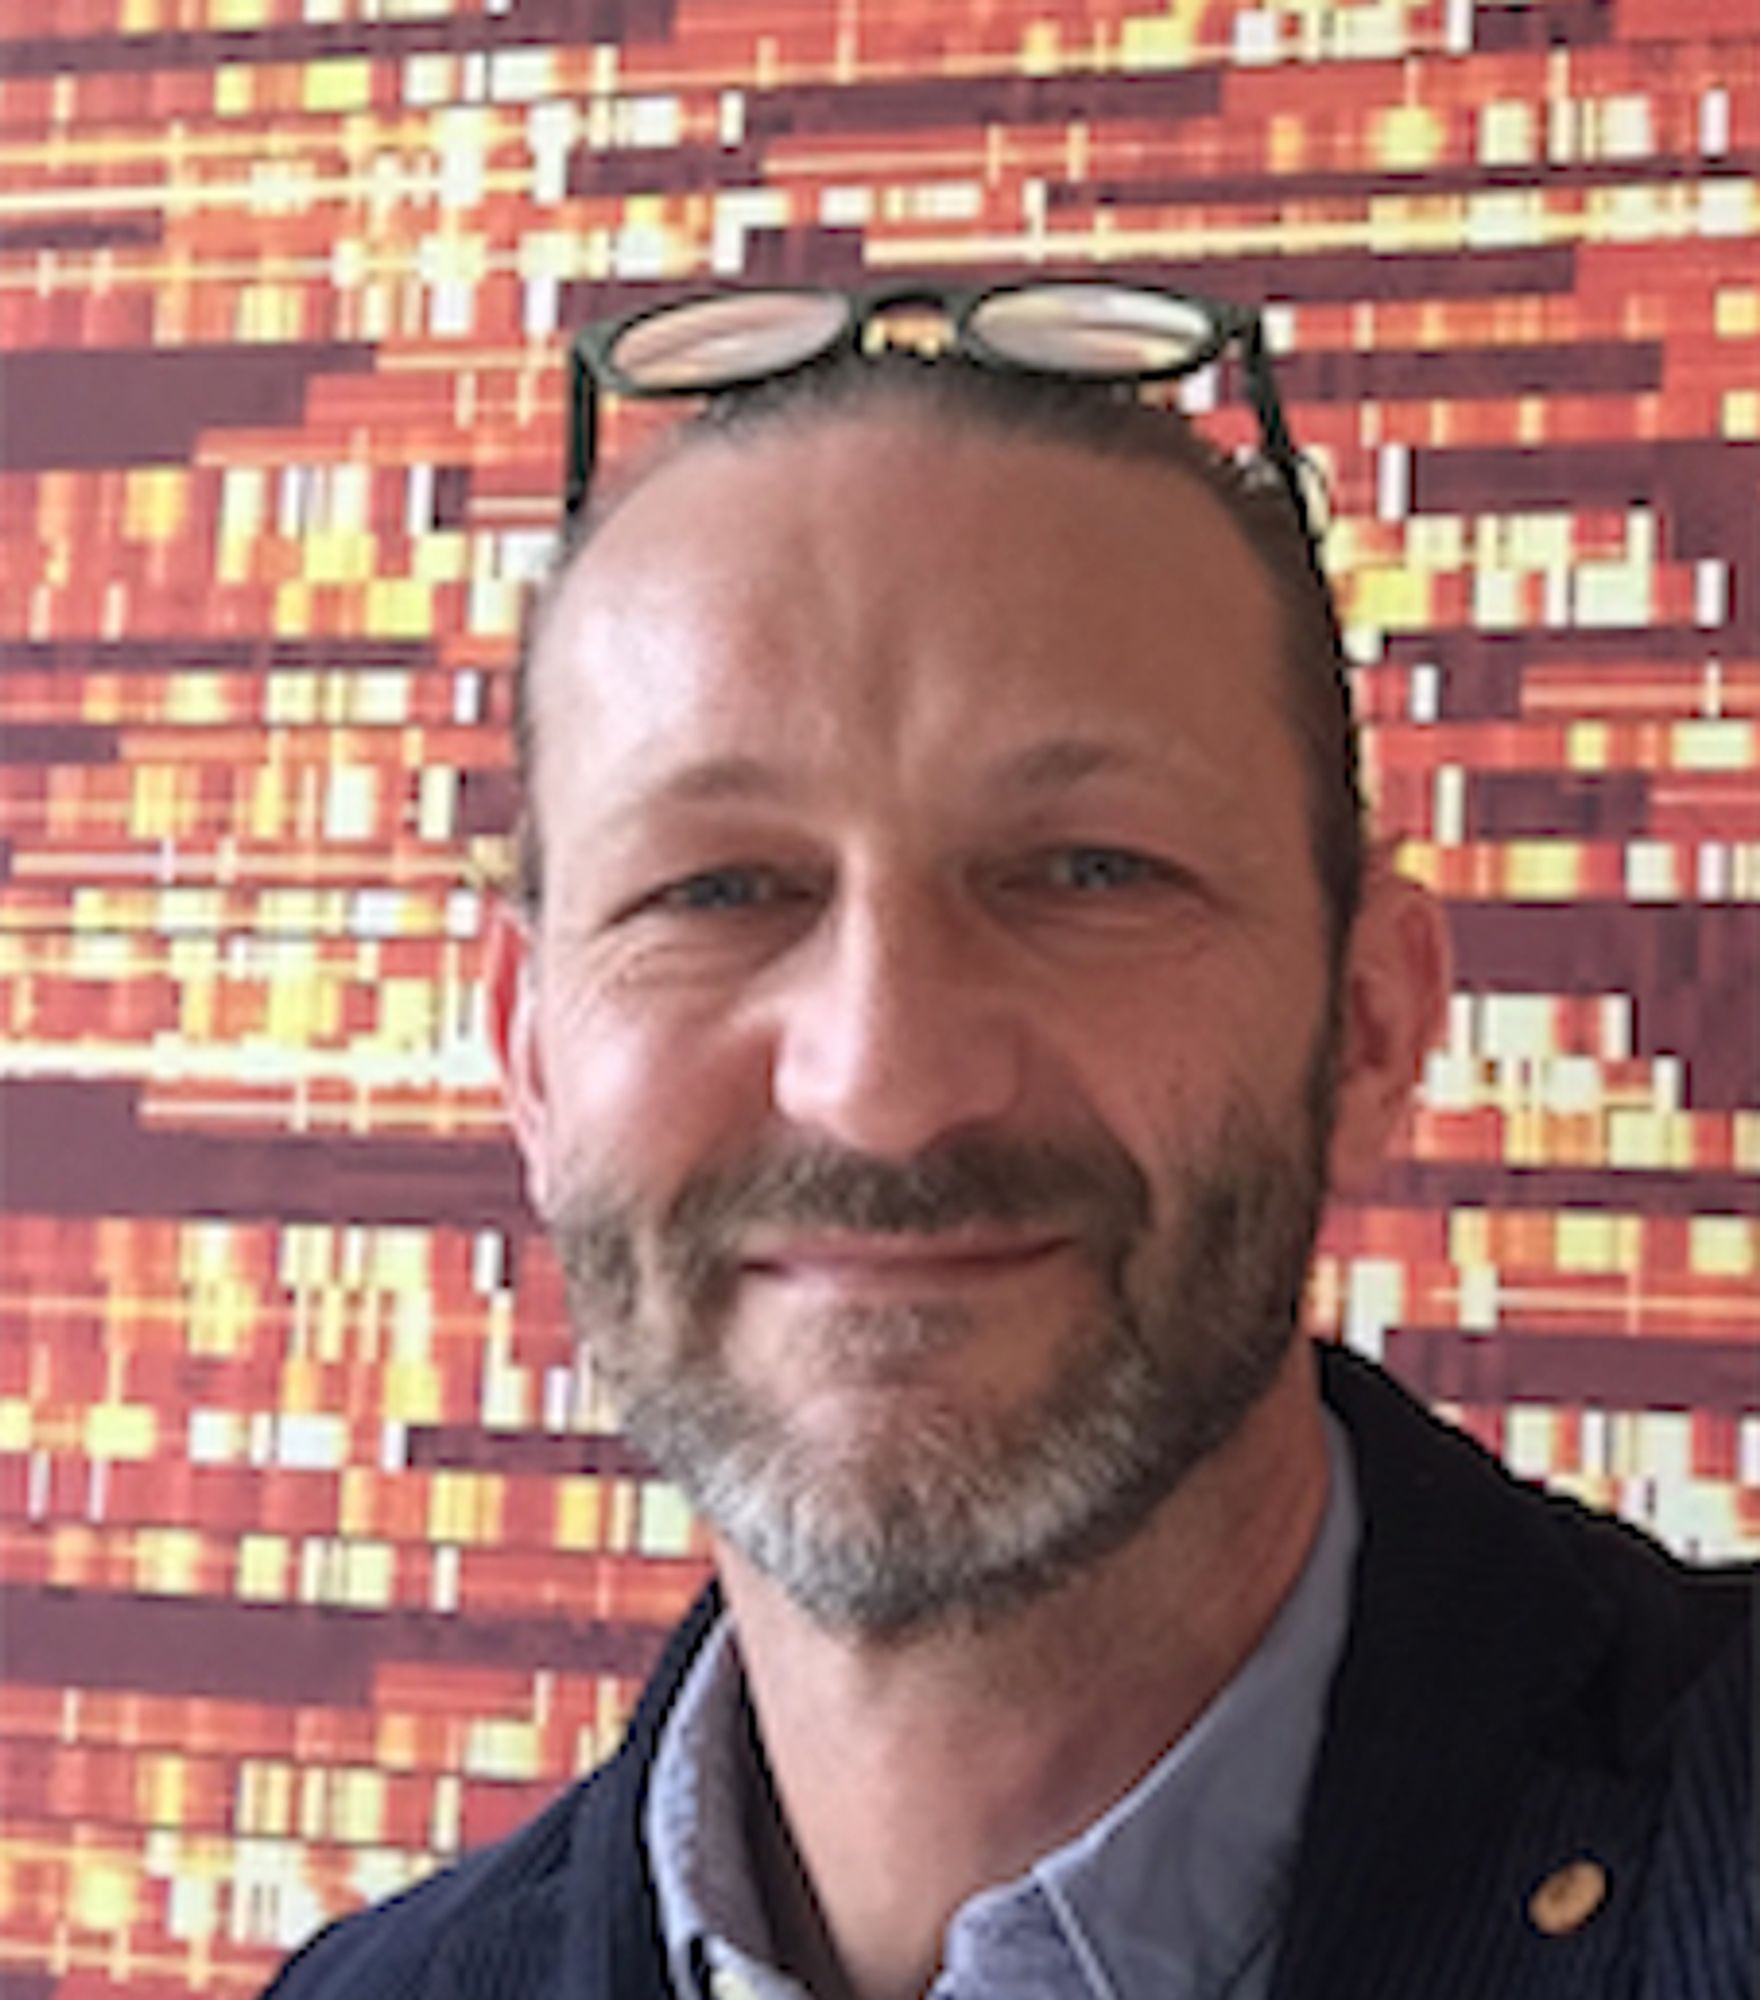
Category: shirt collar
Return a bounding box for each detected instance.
[646,1614,787,1997]
[646,1411,1360,2000]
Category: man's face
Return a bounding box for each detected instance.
[497,411,1345,1639]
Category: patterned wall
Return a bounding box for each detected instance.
[1,0,1757,1991]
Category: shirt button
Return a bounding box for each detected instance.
[1527,1858,1609,1936]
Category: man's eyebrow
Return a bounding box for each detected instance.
[985,735,1225,800]
[616,755,803,813]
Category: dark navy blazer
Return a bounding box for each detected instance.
[263,1347,1756,1999]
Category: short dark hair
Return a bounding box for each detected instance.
[512,351,1365,966]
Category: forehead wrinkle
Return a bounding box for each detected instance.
[986,734,1238,813]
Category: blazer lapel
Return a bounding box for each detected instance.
[565,1584,725,2000]
[1270,1351,1654,2000]
[420,1586,726,2000]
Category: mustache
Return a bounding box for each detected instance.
[554,1130,1153,1318]
[665,1129,1152,1250]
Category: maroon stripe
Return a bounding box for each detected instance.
[1060,156,1760,210]
[568,143,765,199]
[0,638,439,676]
[0,217,162,252]
[1474,0,1615,47]
[1385,1329,1760,1415]
[1381,1161,1760,1219]
[458,769,519,838]
[1446,902,1756,997]
[0,723,121,766]
[0,343,376,472]
[742,66,1223,141]
[1107,245,1581,306]
[431,465,474,530]
[1278,341,1662,404]
[0,1975,57,2000]
[0,1587,675,1700]
[1465,771,1651,841]
[0,1081,524,1227]
[404,1427,655,1480]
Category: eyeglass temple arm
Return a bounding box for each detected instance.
[1237,316,1353,689]
[1238,318,1317,550]
[565,345,597,521]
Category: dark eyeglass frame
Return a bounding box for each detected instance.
[564,278,1315,547]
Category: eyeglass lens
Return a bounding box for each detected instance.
[965,285,1216,374]
[608,291,849,390]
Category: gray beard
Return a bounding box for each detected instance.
[546,1046,1334,1644]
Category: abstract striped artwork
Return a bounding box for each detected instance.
[0,0,1756,1991]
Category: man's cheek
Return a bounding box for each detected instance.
[541,1006,678,1157]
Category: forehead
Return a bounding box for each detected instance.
[529,408,1292,804]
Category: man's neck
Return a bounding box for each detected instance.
[713,1341,1333,2000]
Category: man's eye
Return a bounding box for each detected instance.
[1031,847,1170,892]
[645,865,808,914]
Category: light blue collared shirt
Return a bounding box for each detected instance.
[646,1412,1360,2000]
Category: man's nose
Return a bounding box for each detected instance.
[767,880,1026,1159]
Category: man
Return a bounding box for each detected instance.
[265,285,1754,2000]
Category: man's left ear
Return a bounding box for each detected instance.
[1325,845,1452,1198]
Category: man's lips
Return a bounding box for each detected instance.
[739,1232,1069,1285]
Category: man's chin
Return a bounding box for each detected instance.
[616,1347,1218,1644]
